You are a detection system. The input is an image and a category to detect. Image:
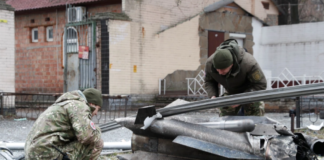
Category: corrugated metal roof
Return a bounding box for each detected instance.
[6,0,104,11]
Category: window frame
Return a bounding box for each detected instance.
[31,28,38,43]
[66,27,78,53]
[46,26,54,42]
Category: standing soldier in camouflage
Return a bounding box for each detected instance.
[204,39,267,116]
[25,88,107,160]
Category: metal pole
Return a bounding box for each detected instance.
[291,113,295,132]
[194,79,196,95]
[92,21,97,89]
[124,96,128,117]
[157,83,324,117]
[103,142,131,149]
[0,93,3,116]
[187,79,189,95]
[2,142,131,150]
[159,79,161,95]
[296,97,301,128]
[164,79,166,95]
[63,27,67,92]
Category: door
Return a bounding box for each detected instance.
[65,27,79,92]
[208,31,225,57]
[64,23,97,92]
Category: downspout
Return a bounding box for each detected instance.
[92,21,97,89]
[63,27,67,92]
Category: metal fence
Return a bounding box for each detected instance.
[186,70,207,96]
[0,92,131,124]
[295,96,324,128]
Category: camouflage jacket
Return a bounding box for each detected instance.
[204,39,267,97]
[24,90,102,160]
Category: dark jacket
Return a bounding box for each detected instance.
[204,39,267,97]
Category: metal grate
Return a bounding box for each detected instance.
[101,19,109,94]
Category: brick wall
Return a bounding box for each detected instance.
[15,8,65,93]
[14,3,121,93]
[0,9,15,92]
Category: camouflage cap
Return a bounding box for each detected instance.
[83,88,103,107]
[213,49,233,69]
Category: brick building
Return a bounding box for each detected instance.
[6,0,279,99]
[7,0,123,93]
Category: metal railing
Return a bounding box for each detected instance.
[294,96,324,128]
[0,92,131,124]
[267,68,324,89]
[186,70,207,95]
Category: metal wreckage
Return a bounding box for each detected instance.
[1,84,324,160]
[100,83,324,160]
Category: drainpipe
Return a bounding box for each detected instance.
[63,27,67,92]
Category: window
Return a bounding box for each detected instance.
[46,26,54,42]
[261,2,270,10]
[229,33,246,47]
[66,27,78,53]
[31,28,38,42]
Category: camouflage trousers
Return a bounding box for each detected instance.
[55,139,109,160]
[220,101,265,116]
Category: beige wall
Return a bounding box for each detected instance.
[109,16,200,95]
[109,20,132,95]
[114,0,278,95]
[235,0,279,23]
[0,9,15,92]
[111,0,209,95]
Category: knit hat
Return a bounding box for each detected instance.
[212,49,233,69]
[83,88,103,107]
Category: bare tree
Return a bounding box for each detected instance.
[299,0,324,22]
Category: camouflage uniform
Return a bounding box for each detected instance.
[204,39,267,116]
[219,101,265,116]
[25,90,106,160]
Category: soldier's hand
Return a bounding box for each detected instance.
[211,96,216,99]
[231,104,240,108]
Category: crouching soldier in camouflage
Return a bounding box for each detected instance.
[204,39,267,116]
[25,88,107,160]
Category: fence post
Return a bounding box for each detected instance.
[187,79,189,95]
[164,79,166,95]
[296,97,301,128]
[194,80,196,95]
[302,75,306,85]
[124,96,129,117]
[291,113,295,132]
[159,79,161,95]
[0,93,3,116]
